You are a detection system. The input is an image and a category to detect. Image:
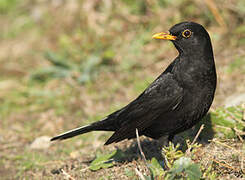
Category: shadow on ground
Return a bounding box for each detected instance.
[51,113,215,175]
[116,112,215,162]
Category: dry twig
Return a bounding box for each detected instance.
[211,158,240,172]
[233,127,244,142]
[225,109,245,126]
[211,139,240,154]
[186,124,204,155]
[136,128,147,163]
[242,103,245,121]
[241,146,244,174]
[61,169,75,180]
[135,168,146,180]
[204,0,227,29]
[135,128,154,179]
[241,154,244,174]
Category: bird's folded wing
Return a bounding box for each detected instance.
[105,73,183,145]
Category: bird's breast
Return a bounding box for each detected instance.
[172,57,216,120]
[173,56,216,91]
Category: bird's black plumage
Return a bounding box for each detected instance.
[51,22,217,145]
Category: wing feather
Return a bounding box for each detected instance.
[105,73,183,145]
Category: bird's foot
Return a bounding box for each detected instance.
[157,136,169,148]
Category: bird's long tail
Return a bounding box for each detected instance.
[50,116,116,141]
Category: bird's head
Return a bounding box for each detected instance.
[153,22,212,55]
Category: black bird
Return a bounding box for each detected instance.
[51,22,217,145]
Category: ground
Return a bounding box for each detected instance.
[0,0,244,179]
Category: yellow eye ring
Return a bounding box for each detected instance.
[182,29,192,38]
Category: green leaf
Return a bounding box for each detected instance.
[171,157,192,173]
[89,150,117,171]
[209,105,244,138]
[144,175,153,180]
[30,67,71,82]
[149,157,164,177]
[89,149,126,171]
[185,163,202,180]
[77,55,101,84]
[167,157,202,180]
[124,168,135,177]
[44,51,73,69]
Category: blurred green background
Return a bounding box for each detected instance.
[0,0,244,179]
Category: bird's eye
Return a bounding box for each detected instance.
[182,29,192,38]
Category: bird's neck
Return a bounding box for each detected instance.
[173,47,216,84]
[180,44,214,65]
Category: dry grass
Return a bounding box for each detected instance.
[0,0,244,179]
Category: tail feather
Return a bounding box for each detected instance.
[50,124,94,141]
[50,116,116,141]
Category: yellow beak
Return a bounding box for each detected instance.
[152,32,177,40]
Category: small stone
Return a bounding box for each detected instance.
[70,151,80,159]
[224,93,245,107]
[30,136,51,149]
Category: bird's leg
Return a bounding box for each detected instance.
[157,136,169,148]
[168,134,174,142]
[158,134,175,148]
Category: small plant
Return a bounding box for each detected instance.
[89,149,125,171]
[210,105,244,139]
[165,156,202,180]
[162,142,184,168]
[148,157,165,178]
[185,139,202,154]
[30,50,114,84]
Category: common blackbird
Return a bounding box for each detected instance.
[51,22,217,145]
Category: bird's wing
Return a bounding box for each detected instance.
[105,73,183,145]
